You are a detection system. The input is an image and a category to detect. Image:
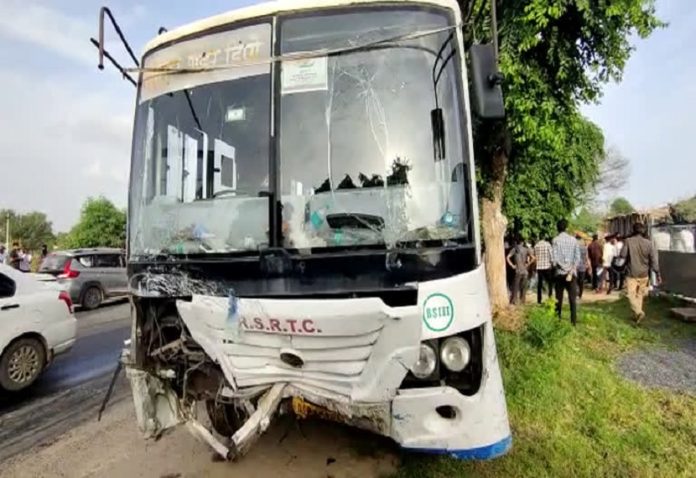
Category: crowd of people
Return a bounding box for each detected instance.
[505,220,660,325]
[0,242,49,272]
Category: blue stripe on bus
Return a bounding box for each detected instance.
[404,435,512,460]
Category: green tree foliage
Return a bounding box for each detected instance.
[457,0,662,307]
[54,232,71,249]
[478,0,660,232]
[609,196,635,216]
[0,209,55,250]
[569,207,603,234]
[502,113,605,238]
[670,196,696,223]
[63,197,126,249]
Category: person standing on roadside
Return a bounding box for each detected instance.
[507,236,534,305]
[552,219,581,325]
[8,242,21,269]
[504,236,515,300]
[613,234,626,290]
[575,234,590,299]
[19,248,32,272]
[0,245,5,264]
[620,223,660,323]
[587,234,602,292]
[534,236,554,304]
[603,234,618,293]
[40,244,48,269]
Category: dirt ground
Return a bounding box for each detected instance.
[0,398,398,478]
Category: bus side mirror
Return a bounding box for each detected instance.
[469,44,505,120]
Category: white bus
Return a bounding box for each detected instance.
[109,0,511,460]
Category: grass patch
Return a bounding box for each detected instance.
[395,296,696,478]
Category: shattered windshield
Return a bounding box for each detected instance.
[128,7,471,258]
[129,23,272,256]
[279,9,470,250]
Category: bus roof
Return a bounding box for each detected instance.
[143,0,461,55]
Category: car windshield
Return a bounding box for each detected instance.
[128,7,470,257]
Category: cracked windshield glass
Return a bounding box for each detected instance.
[128,8,470,256]
[129,22,272,256]
[280,9,470,251]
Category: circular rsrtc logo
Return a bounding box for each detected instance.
[422,293,455,331]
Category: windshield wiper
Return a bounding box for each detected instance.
[430,32,456,161]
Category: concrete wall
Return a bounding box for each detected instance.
[660,251,696,299]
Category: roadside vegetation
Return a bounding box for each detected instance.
[396,297,696,478]
[1,196,125,267]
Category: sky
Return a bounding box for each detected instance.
[0,0,693,232]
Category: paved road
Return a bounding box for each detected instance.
[0,301,132,461]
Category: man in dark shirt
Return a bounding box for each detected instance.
[8,242,21,270]
[507,237,534,305]
[552,219,581,325]
[620,223,660,323]
[587,234,603,292]
[575,234,590,299]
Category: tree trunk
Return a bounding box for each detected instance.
[481,149,509,314]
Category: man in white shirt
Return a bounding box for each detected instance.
[602,235,618,293]
[0,245,5,264]
[19,248,32,272]
[614,234,626,290]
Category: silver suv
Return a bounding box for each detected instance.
[39,248,128,310]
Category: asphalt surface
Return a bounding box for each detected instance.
[617,338,696,395]
[0,301,132,462]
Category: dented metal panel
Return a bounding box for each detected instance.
[176,294,421,401]
[391,322,510,452]
[126,368,182,438]
[125,263,509,460]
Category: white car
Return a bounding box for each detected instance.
[0,264,77,391]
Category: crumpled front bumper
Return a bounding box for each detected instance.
[125,266,511,460]
[391,383,511,459]
[390,319,511,459]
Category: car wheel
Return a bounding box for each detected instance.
[82,286,103,310]
[0,337,46,392]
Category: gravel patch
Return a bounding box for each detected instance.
[617,338,696,395]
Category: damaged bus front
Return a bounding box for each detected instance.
[123,0,510,460]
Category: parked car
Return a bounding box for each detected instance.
[39,248,128,310]
[0,264,77,391]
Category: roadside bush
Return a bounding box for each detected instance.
[522,300,571,349]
